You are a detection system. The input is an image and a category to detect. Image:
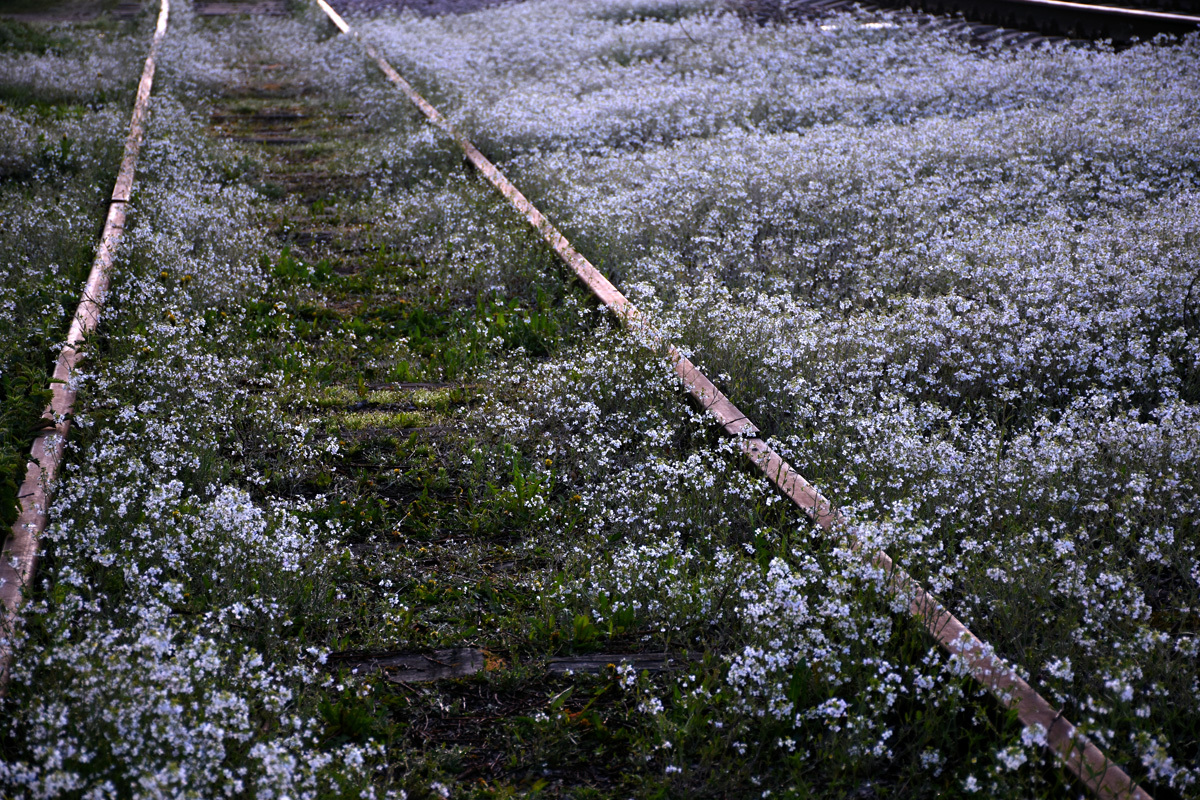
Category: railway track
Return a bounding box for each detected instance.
[898,0,1200,40]
[760,0,1200,44]
[1,1,1195,797]
[314,2,1154,796]
[0,0,170,690]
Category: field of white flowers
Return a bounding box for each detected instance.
[1,0,1197,798]
[370,0,1199,783]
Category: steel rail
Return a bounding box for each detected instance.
[314,3,1153,797]
[0,0,171,693]
[880,0,1200,40]
[1005,0,1200,24]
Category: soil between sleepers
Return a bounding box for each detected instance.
[196,21,697,796]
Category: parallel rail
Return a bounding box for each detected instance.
[0,0,170,691]
[313,2,1154,798]
[0,1,1173,794]
[861,0,1200,40]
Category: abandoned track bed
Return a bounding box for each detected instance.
[1,1,1197,798]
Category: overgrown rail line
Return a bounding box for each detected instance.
[310,3,1156,797]
[1,1,1195,796]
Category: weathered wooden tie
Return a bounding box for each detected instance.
[547,652,691,675]
[335,647,487,682]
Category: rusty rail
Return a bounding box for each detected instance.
[1012,0,1200,23]
[894,0,1200,41]
[314,2,1152,797]
[0,0,171,692]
